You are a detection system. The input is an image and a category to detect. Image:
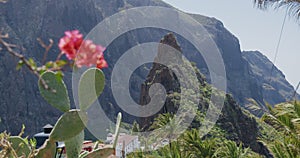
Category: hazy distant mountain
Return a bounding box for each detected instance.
[0,0,297,139]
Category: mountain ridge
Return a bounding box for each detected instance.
[242,50,299,105]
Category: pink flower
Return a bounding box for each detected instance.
[58,30,83,60]
[96,54,108,69]
[75,40,108,68]
[58,30,108,69]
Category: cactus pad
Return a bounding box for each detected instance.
[78,68,105,111]
[8,136,30,157]
[35,139,56,158]
[38,71,70,112]
[50,110,87,142]
[65,131,84,158]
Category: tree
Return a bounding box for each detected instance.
[214,140,250,158]
[254,0,300,19]
[183,129,217,158]
[261,101,300,157]
[150,113,184,147]
[158,141,189,158]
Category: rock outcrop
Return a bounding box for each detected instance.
[138,33,183,128]
[138,33,271,156]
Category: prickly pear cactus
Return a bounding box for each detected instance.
[35,68,115,158]
[35,139,56,158]
[49,110,87,142]
[65,131,84,158]
[113,112,122,149]
[79,113,122,158]
[79,68,105,111]
[38,71,70,112]
[79,151,89,158]
[93,141,100,150]
[8,136,30,158]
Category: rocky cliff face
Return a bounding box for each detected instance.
[138,33,185,128]
[242,51,300,105]
[187,14,265,107]
[138,33,271,156]
[188,15,298,110]
[0,0,297,136]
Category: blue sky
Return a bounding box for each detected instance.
[162,0,300,92]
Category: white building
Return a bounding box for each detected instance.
[106,133,140,158]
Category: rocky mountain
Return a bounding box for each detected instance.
[0,0,297,138]
[186,14,265,106]
[138,33,186,128]
[242,50,299,105]
[138,33,271,156]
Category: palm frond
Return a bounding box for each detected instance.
[254,0,300,20]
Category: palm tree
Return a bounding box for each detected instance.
[261,101,300,157]
[268,101,300,134]
[254,0,300,19]
[214,140,250,158]
[182,129,217,158]
[150,113,184,148]
[271,135,300,158]
[158,141,189,158]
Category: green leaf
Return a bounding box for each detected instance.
[79,68,105,111]
[65,131,84,158]
[38,71,70,112]
[28,58,37,69]
[49,110,87,142]
[292,118,300,124]
[45,61,54,68]
[56,60,67,67]
[29,138,37,149]
[16,60,24,70]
